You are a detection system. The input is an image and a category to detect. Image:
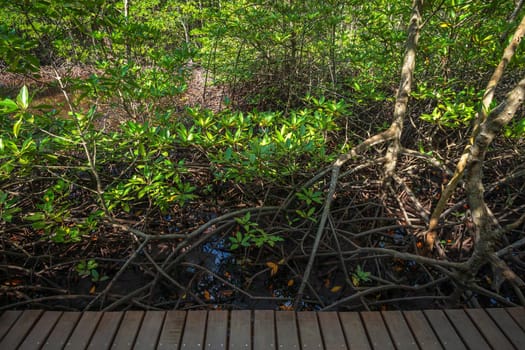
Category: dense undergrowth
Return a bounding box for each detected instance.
[1,0,525,311]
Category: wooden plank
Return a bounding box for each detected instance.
[275,311,299,349]
[317,312,347,349]
[296,312,323,349]
[361,311,394,350]
[0,310,43,349]
[486,307,525,349]
[111,311,144,350]
[444,309,490,350]
[253,310,275,350]
[87,312,123,350]
[180,310,207,350]
[4,308,524,350]
[506,307,525,331]
[64,311,103,350]
[205,310,229,350]
[465,308,514,350]
[42,312,82,350]
[157,311,186,350]
[424,310,466,350]
[19,311,62,350]
[229,310,251,350]
[134,311,165,350]
[339,312,371,350]
[403,311,442,350]
[381,311,418,350]
[0,310,22,340]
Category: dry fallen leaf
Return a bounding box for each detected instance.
[266,261,279,276]
[279,304,293,311]
[4,279,23,286]
[352,275,359,287]
[220,290,234,297]
[330,285,342,293]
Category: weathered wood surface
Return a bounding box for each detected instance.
[0,307,523,349]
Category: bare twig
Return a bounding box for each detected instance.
[426,13,525,249]
[294,0,424,309]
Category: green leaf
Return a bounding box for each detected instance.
[87,260,98,269]
[13,118,23,138]
[17,86,29,110]
[137,188,147,199]
[31,221,47,230]
[138,143,146,157]
[0,98,18,113]
[25,212,46,221]
[224,147,233,161]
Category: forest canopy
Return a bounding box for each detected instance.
[0,0,524,311]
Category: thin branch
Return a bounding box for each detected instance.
[426,13,525,249]
[84,237,150,310]
[322,276,449,311]
[293,0,424,309]
[466,76,525,274]
[384,0,423,180]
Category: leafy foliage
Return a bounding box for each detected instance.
[0,85,344,247]
[1,0,524,311]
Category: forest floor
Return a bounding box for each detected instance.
[0,66,328,311]
[1,65,524,312]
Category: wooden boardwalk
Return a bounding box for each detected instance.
[1,308,524,349]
